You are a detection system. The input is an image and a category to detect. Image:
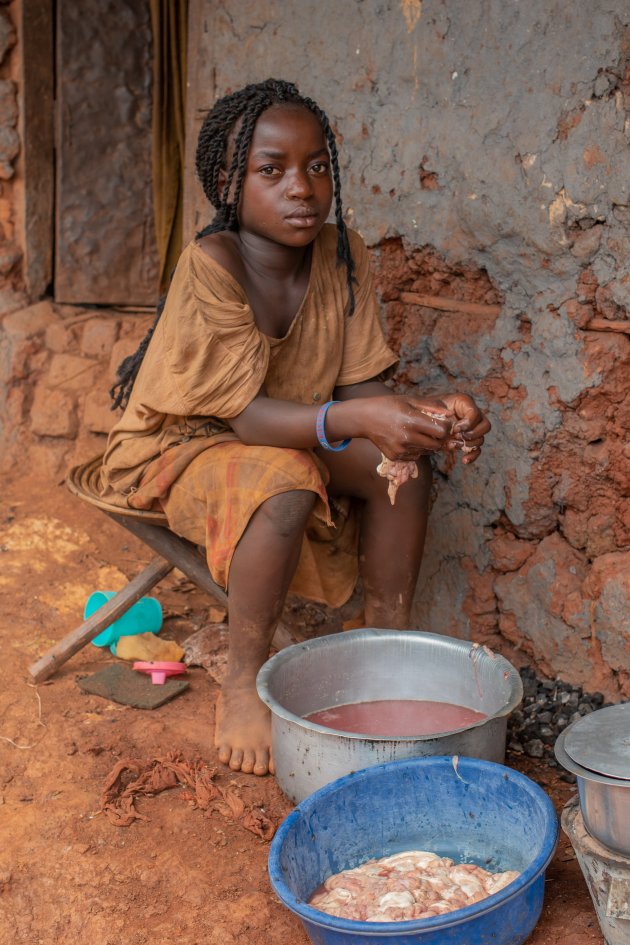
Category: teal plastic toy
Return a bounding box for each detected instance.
[85,591,163,654]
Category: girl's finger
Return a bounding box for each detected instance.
[452,417,474,433]
[462,447,482,465]
[459,434,485,449]
[444,434,485,453]
[408,411,453,439]
[462,417,491,439]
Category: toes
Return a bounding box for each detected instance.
[217,744,272,776]
[217,743,232,765]
[268,752,275,775]
[229,748,244,771]
[240,749,256,774]
[253,749,271,777]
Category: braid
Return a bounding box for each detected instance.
[110,79,355,410]
[109,299,164,410]
[302,95,357,315]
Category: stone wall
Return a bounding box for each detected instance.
[0,298,150,478]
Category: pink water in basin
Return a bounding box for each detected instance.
[305,699,487,737]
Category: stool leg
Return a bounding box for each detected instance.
[29,557,173,683]
[108,513,228,605]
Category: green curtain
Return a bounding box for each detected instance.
[150,0,188,294]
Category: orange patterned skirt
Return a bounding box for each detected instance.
[150,441,360,608]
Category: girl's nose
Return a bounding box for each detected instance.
[285,170,312,198]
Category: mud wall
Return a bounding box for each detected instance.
[186,0,630,694]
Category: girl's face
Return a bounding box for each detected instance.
[236,104,333,248]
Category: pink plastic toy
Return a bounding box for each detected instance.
[133,661,187,685]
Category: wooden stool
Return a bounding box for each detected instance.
[29,456,295,683]
[29,456,227,682]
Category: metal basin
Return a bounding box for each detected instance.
[257,628,523,803]
[555,708,630,857]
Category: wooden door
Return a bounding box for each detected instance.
[54,0,160,305]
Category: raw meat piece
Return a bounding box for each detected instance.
[376,405,453,505]
[309,849,520,923]
[376,454,418,505]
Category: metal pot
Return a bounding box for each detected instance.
[554,703,630,857]
[256,628,523,803]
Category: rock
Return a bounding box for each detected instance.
[45,321,75,354]
[570,225,603,260]
[524,739,544,758]
[507,666,614,769]
[30,386,77,438]
[46,353,99,391]
[83,388,116,435]
[183,624,229,684]
[0,239,20,272]
[81,318,119,358]
[495,533,590,681]
[487,533,536,572]
[582,551,630,684]
[1,300,56,339]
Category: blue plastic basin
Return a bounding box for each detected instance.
[269,756,558,945]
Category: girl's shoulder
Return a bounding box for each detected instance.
[191,231,244,281]
[179,234,247,301]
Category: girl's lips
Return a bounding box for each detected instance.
[285,207,319,227]
[285,214,319,228]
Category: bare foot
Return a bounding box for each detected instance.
[214,683,274,776]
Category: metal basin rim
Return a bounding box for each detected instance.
[257,628,523,741]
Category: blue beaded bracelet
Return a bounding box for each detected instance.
[316,401,351,452]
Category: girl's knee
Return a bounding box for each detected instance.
[394,455,432,506]
[258,489,316,537]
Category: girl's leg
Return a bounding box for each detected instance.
[217,489,316,775]
[318,440,432,629]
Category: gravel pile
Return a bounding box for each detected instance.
[507,666,611,782]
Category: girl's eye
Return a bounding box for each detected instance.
[259,165,280,177]
[310,162,329,175]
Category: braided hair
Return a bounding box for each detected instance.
[110,78,356,410]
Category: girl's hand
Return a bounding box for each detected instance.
[360,394,456,460]
[440,393,491,464]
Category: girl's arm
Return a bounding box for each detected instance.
[228,380,489,462]
[333,379,491,465]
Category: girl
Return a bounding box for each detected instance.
[100,79,490,778]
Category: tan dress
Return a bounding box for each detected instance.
[100,224,397,606]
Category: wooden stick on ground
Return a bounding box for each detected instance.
[29,557,174,683]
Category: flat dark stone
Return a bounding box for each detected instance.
[76,662,189,709]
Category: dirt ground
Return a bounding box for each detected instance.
[0,471,606,945]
